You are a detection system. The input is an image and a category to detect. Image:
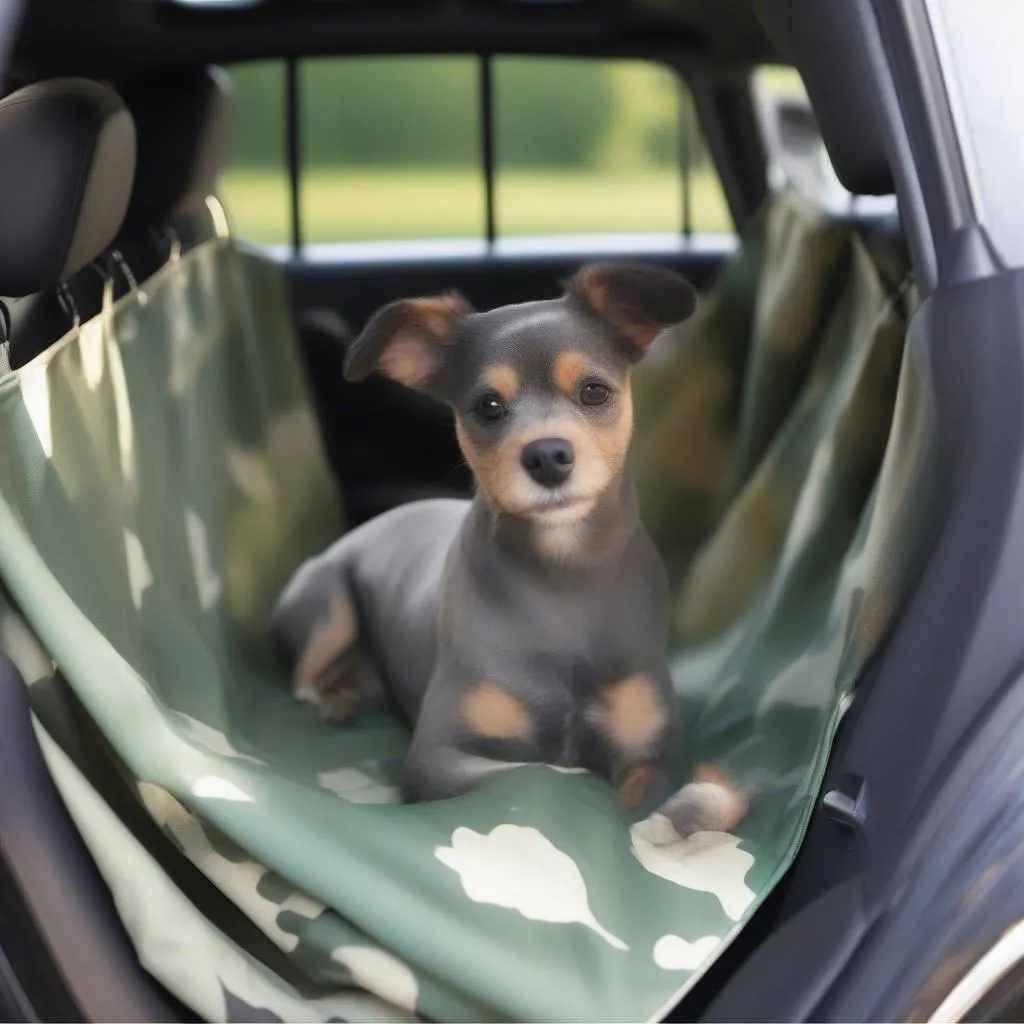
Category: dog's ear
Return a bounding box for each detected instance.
[344,294,473,389]
[566,262,699,358]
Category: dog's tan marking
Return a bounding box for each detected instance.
[482,363,520,405]
[456,408,633,522]
[294,593,358,696]
[454,417,519,509]
[692,761,749,831]
[588,674,668,760]
[551,352,588,397]
[312,685,362,723]
[591,376,634,477]
[461,682,533,741]
[691,763,748,831]
[619,763,653,811]
[455,372,637,564]
[660,764,749,838]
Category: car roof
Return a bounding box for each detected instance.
[9,0,780,83]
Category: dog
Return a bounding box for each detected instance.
[271,262,747,835]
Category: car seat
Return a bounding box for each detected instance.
[0,69,921,1023]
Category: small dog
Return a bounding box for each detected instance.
[272,262,746,835]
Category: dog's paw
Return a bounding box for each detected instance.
[312,685,363,724]
[654,764,748,841]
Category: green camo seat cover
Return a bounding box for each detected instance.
[0,193,919,1022]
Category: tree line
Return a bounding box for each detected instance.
[228,56,707,171]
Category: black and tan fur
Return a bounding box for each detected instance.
[271,262,746,832]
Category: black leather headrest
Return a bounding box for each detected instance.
[0,79,136,298]
[120,66,233,230]
[754,0,895,196]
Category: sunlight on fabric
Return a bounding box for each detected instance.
[124,529,153,611]
[192,775,254,802]
[80,319,106,391]
[18,363,53,458]
[107,340,135,480]
[185,508,223,611]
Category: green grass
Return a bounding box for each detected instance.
[219,167,734,246]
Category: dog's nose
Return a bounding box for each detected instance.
[521,437,575,488]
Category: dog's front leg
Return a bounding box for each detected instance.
[402,741,534,803]
[402,672,543,803]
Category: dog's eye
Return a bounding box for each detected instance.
[474,393,508,423]
[579,383,611,406]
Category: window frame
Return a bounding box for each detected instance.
[228,51,737,256]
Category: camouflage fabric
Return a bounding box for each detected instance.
[0,192,917,1022]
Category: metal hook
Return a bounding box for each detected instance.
[56,282,81,330]
[85,256,118,314]
[165,225,182,262]
[85,257,113,286]
[110,249,139,294]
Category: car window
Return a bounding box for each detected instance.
[492,57,729,238]
[219,55,733,254]
[299,56,486,246]
[219,60,291,246]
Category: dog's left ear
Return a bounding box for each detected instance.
[566,262,699,359]
[344,293,473,389]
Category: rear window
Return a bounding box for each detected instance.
[298,56,486,245]
[219,55,732,252]
[221,60,291,245]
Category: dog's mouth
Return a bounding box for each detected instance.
[520,491,597,521]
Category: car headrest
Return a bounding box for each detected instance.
[0,78,136,298]
[120,65,234,230]
[754,0,895,196]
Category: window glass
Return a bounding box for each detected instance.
[219,61,290,245]
[492,57,731,236]
[298,56,486,244]
[220,56,735,249]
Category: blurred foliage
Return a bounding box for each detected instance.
[300,57,481,168]
[220,55,731,244]
[493,57,615,169]
[228,61,286,168]
[228,56,690,171]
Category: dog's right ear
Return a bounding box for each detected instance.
[343,294,473,390]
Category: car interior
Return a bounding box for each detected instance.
[1,0,1020,1021]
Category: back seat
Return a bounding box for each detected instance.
[0,73,917,1024]
[633,192,909,601]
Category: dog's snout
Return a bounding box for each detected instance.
[521,437,575,488]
